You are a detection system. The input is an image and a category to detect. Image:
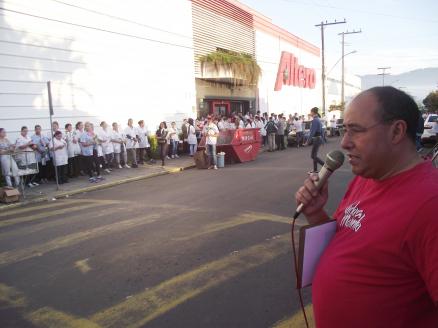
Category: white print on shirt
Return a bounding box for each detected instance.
[340,201,366,232]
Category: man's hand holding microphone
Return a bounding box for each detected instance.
[294,150,345,224]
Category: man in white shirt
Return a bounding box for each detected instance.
[202,115,220,170]
[293,116,304,147]
[136,120,151,165]
[124,118,138,168]
[329,114,337,137]
[218,117,227,131]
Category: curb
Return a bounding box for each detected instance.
[0,164,196,211]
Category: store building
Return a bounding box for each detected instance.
[192,0,321,118]
[0,0,361,140]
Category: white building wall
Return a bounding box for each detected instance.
[326,73,362,106]
[0,0,196,140]
[255,29,321,117]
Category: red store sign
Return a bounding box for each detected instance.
[274,51,316,91]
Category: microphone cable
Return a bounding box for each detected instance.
[291,210,310,328]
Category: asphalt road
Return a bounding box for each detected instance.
[0,138,353,328]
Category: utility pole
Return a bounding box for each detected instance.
[339,29,361,106]
[315,19,346,117]
[377,67,391,86]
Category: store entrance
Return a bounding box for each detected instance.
[207,99,252,117]
[211,101,230,116]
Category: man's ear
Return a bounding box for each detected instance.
[390,120,408,144]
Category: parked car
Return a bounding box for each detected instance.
[328,118,344,137]
[421,114,438,144]
[287,120,311,146]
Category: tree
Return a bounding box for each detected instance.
[422,90,438,112]
[328,102,345,112]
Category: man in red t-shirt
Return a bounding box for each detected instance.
[295,86,438,327]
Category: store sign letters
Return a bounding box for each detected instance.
[274,51,316,91]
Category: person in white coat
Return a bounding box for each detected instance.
[111,122,129,169]
[136,120,152,164]
[293,116,304,147]
[65,123,80,178]
[124,118,138,168]
[168,121,180,159]
[187,118,198,156]
[0,128,20,188]
[218,117,227,131]
[73,121,85,175]
[50,130,69,184]
[80,122,102,182]
[31,124,50,183]
[255,116,266,146]
[93,123,110,174]
[99,121,114,171]
[15,126,38,188]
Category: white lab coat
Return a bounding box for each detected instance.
[0,139,19,177]
[217,120,226,131]
[72,130,82,156]
[99,128,114,155]
[187,125,197,145]
[136,126,150,148]
[293,120,303,133]
[65,131,77,158]
[124,126,138,149]
[15,135,36,165]
[168,127,180,141]
[111,130,124,154]
[52,138,68,166]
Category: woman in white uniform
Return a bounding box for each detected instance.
[100,121,114,171]
[74,122,84,175]
[65,123,80,178]
[111,122,129,169]
[187,118,198,157]
[168,121,180,159]
[0,128,20,187]
[136,120,151,165]
[50,130,69,184]
[124,118,138,168]
[15,126,38,187]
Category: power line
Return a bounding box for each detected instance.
[47,0,193,40]
[0,7,284,68]
[0,52,85,64]
[0,7,194,50]
[279,0,438,24]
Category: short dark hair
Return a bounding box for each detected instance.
[65,123,72,129]
[311,107,319,114]
[21,126,27,131]
[366,86,419,143]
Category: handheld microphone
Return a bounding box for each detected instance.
[294,150,345,219]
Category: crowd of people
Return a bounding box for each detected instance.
[0,110,338,189]
[0,119,182,188]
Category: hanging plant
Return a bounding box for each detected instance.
[199,50,261,86]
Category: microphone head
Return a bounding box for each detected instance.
[325,150,345,171]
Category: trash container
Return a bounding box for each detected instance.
[198,128,261,164]
[217,152,225,168]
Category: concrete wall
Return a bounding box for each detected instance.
[0,0,196,139]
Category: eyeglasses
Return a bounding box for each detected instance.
[342,121,386,138]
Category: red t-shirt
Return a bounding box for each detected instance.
[313,161,438,327]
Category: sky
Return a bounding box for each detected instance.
[239,0,438,78]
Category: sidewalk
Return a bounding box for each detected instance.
[1,156,196,210]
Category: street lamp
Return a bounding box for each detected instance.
[326,50,357,77]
